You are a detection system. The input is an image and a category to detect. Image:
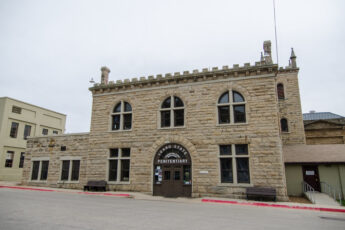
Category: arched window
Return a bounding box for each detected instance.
[217,90,246,124]
[111,101,132,130]
[280,118,288,132]
[160,96,184,128]
[277,83,285,99]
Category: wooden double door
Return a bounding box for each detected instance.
[153,164,191,197]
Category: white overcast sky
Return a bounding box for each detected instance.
[1,0,344,133]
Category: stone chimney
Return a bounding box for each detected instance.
[263,40,273,64]
[290,48,297,68]
[100,66,110,84]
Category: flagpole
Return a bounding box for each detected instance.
[273,0,279,65]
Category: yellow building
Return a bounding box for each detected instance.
[0,97,66,182]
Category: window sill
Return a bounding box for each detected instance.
[217,183,253,187]
[158,126,186,130]
[107,181,130,185]
[57,181,80,184]
[216,122,248,127]
[29,180,47,183]
[108,129,132,133]
[281,131,290,134]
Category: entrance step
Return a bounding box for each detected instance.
[305,191,340,206]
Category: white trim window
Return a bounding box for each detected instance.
[108,148,130,182]
[219,144,250,184]
[60,158,81,182]
[111,101,132,131]
[31,158,50,181]
[160,96,184,128]
[217,90,246,124]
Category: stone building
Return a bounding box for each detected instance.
[22,41,305,201]
[303,112,345,145]
[0,97,66,181]
[284,112,345,201]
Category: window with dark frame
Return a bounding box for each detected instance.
[12,106,22,114]
[40,161,49,180]
[42,128,48,135]
[60,159,80,181]
[5,151,14,167]
[160,96,184,128]
[281,118,289,132]
[111,101,132,131]
[24,125,31,140]
[53,130,58,135]
[219,144,250,184]
[31,161,40,180]
[19,152,25,168]
[108,148,131,182]
[217,91,246,124]
[277,83,285,99]
[10,122,19,138]
[31,160,49,181]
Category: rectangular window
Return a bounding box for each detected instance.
[71,160,80,181]
[108,148,131,182]
[174,109,184,126]
[218,106,230,124]
[40,161,49,180]
[24,125,32,140]
[112,115,120,130]
[31,160,49,181]
[108,160,118,181]
[220,158,233,183]
[61,160,70,181]
[60,159,80,182]
[12,106,22,114]
[5,151,14,168]
[42,128,48,135]
[31,161,40,180]
[19,152,25,168]
[10,122,19,138]
[53,130,58,135]
[123,114,132,130]
[234,105,246,123]
[219,144,250,184]
[161,111,170,127]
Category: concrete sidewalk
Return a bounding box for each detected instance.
[1,181,344,213]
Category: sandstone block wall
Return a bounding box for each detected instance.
[22,134,89,189]
[276,71,306,145]
[88,73,288,200]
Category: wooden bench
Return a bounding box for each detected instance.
[246,187,276,201]
[84,180,107,192]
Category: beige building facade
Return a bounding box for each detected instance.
[0,97,66,181]
[22,41,305,201]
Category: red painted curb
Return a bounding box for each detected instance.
[0,185,130,197]
[201,199,345,213]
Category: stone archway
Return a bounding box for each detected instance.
[153,143,192,197]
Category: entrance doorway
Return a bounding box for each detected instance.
[153,143,192,197]
[302,165,320,192]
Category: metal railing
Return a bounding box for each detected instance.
[320,182,342,205]
[302,181,315,204]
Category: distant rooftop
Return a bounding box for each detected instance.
[303,112,344,121]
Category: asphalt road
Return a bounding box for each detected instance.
[0,188,344,230]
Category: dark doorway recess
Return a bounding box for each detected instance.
[302,165,321,192]
[153,143,192,197]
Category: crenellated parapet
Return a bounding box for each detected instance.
[89,41,299,94]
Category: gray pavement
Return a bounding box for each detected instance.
[1,188,345,230]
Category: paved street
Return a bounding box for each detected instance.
[0,188,344,230]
